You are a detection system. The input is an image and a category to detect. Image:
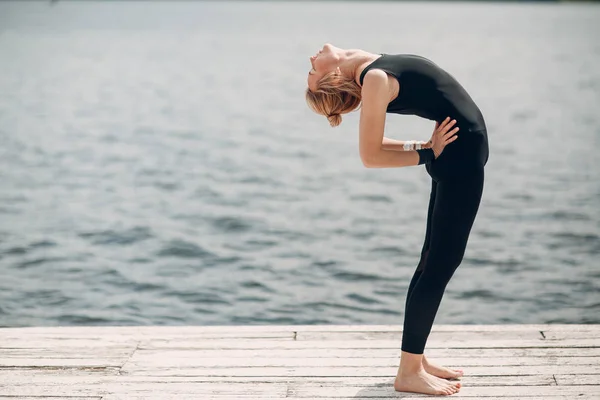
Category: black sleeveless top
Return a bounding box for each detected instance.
[359,54,486,131]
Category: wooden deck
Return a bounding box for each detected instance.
[0,324,598,399]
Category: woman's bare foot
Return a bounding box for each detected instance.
[423,354,464,379]
[394,368,462,396]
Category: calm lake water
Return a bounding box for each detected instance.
[0,1,598,328]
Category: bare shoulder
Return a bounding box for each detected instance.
[361,69,391,109]
[362,68,389,89]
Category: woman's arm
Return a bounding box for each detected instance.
[359,70,421,168]
[381,137,431,151]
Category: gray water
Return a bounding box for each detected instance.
[0,1,599,328]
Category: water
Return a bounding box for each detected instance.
[0,1,598,327]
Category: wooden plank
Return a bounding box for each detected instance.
[123,351,600,367]
[542,325,600,332]
[4,376,600,397]
[0,325,596,344]
[0,327,146,336]
[6,383,593,399]
[0,339,139,349]
[0,381,288,397]
[0,346,134,367]
[1,324,597,335]
[126,347,600,358]
[372,397,595,400]
[296,330,543,341]
[6,346,597,360]
[555,374,600,385]
[0,331,140,339]
[101,397,276,400]
[0,374,554,387]
[0,331,292,340]
[289,384,600,397]
[137,338,600,349]
[119,364,600,377]
[0,347,133,357]
[0,358,127,367]
[543,330,600,340]
[111,346,600,358]
[352,397,595,400]
[0,366,121,377]
[0,332,295,347]
[338,392,598,400]
[0,398,103,400]
[100,397,594,400]
[6,382,595,398]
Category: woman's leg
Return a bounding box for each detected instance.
[405,179,437,309]
[396,183,466,398]
[401,168,485,355]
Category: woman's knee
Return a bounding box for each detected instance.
[421,252,463,283]
[419,266,457,290]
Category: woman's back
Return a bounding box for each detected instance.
[359,54,486,131]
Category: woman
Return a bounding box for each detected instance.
[305,44,489,396]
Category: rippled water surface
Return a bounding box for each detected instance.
[0,1,599,327]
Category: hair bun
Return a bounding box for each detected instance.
[327,113,342,127]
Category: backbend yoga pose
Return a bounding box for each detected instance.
[305,44,489,396]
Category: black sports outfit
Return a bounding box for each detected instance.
[360,54,489,354]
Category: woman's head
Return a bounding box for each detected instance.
[305,43,362,127]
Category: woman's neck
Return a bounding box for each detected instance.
[338,49,381,85]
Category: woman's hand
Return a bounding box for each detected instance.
[430,117,459,158]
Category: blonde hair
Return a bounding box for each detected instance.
[305,71,362,127]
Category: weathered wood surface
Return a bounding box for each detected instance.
[0,324,598,399]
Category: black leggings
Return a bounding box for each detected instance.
[401,128,489,355]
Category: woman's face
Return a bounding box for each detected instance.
[307,43,340,92]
